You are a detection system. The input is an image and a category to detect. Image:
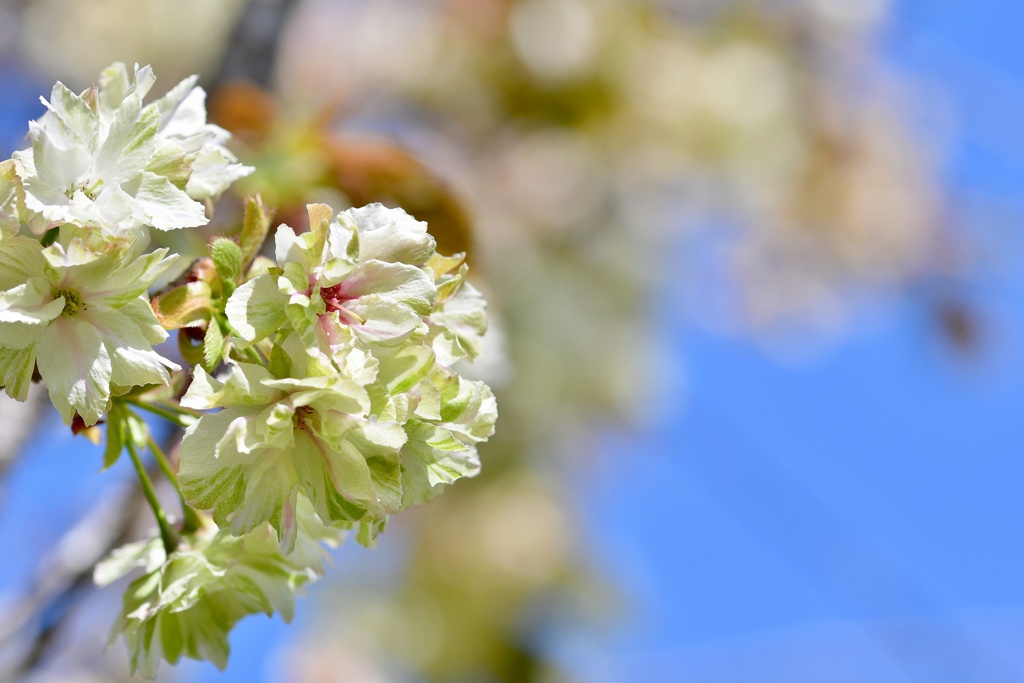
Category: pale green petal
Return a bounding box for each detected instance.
[323,219,359,271]
[181,362,281,410]
[0,236,49,290]
[367,455,404,515]
[375,345,436,395]
[346,295,424,345]
[0,159,28,240]
[409,420,479,484]
[94,537,165,587]
[0,322,47,351]
[92,183,148,233]
[41,237,103,269]
[411,377,442,421]
[429,281,488,364]
[228,450,301,544]
[185,146,253,200]
[334,260,436,315]
[292,429,379,524]
[0,344,38,401]
[179,411,261,525]
[340,203,436,265]
[153,75,203,135]
[97,63,131,117]
[118,295,171,345]
[273,224,307,270]
[263,374,370,415]
[37,318,111,425]
[436,375,498,444]
[75,248,177,306]
[332,336,380,385]
[178,366,222,409]
[42,82,98,149]
[0,279,63,327]
[134,172,207,230]
[401,420,481,507]
[146,139,192,186]
[225,275,289,343]
[94,92,158,184]
[27,116,90,193]
[84,304,179,388]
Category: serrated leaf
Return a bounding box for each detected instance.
[208,238,243,286]
[152,281,213,330]
[203,318,225,372]
[239,194,273,269]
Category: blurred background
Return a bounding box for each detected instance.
[2,0,1024,681]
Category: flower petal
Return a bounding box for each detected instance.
[37,317,111,425]
[134,172,208,230]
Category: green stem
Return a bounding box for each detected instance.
[125,436,178,554]
[242,345,265,366]
[125,398,196,427]
[146,433,201,533]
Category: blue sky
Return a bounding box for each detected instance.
[580,2,1024,681]
[4,2,1024,682]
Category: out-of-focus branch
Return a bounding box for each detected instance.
[0,386,48,507]
[0,435,180,683]
[211,0,299,88]
[0,477,145,682]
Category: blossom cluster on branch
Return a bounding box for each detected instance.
[0,64,495,677]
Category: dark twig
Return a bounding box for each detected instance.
[209,0,300,89]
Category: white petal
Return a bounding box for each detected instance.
[134,172,207,230]
[37,318,111,425]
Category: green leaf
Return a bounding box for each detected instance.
[208,238,243,287]
[239,194,273,269]
[202,319,225,372]
[103,402,126,470]
[152,281,213,330]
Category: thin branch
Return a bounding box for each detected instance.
[0,429,183,681]
[0,479,143,676]
[210,0,300,89]
[124,437,178,555]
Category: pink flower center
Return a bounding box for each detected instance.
[319,283,363,325]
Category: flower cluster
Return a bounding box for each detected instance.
[181,203,495,550]
[95,496,342,678]
[0,65,495,676]
[0,63,251,421]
